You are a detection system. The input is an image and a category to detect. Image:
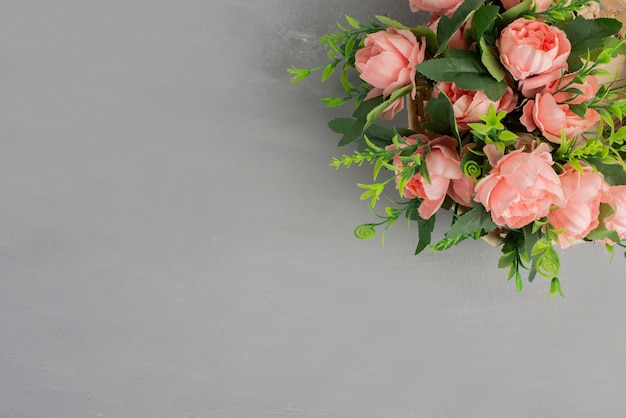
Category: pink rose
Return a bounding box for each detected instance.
[498,18,571,81]
[521,71,599,101]
[521,93,600,143]
[500,0,553,12]
[409,0,464,14]
[548,165,609,248]
[435,81,518,130]
[386,135,473,219]
[603,186,626,243]
[364,88,405,120]
[551,75,599,104]
[474,143,565,229]
[447,170,474,208]
[518,68,562,98]
[355,28,426,98]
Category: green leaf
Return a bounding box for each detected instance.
[362,124,395,148]
[586,228,621,243]
[480,39,505,82]
[604,36,626,57]
[523,225,541,261]
[345,15,362,29]
[435,0,485,57]
[415,214,436,255]
[566,55,584,73]
[410,26,439,56]
[288,67,311,83]
[498,251,516,269]
[321,97,349,107]
[421,93,459,138]
[328,117,356,134]
[364,84,412,131]
[522,225,541,282]
[499,0,531,23]
[515,270,523,292]
[563,17,622,58]
[443,202,497,240]
[588,157,626,185]
[333,96,384,147]
[585,202,621,242]
[472,5,499,42]
[416,50,507,101]
[376,15,409,30]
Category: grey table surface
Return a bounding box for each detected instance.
[2,1,626,417]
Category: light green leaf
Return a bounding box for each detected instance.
[376,15,409,30]
[480,39,505,82]
[345,15,362,29]
[364,84,412,131]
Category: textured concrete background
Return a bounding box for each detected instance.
[1,1,626,417]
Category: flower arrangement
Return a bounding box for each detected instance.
[290,0,626,296]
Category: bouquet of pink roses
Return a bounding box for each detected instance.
[290,0,626,296]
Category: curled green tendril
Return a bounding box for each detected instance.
[354,224,376,240]
[463,160,482,179]
[536,250,560,278]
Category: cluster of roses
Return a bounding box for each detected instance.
[352,0,626,249]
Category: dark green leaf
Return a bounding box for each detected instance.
[472,5,499,42]
[354,94,384,119]
[356,124,395,150]
[588,158,626,185]
[410,26,439,56]
[334,96,385,146]
[416,214,436,255]
[443,202,497,240]
[522,225,541,282]
[563,17,622,58]
[435,0,485,57]
[566,55,584,72]
[498,251,516,268]
[328,117,356,134]
[420,93,459,138]
[528,262,538,282]
[522,225,541,262]
[416,50,507,101]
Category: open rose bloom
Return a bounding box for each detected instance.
[295,0,626,293]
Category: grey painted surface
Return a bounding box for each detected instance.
[1,1,626,417]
